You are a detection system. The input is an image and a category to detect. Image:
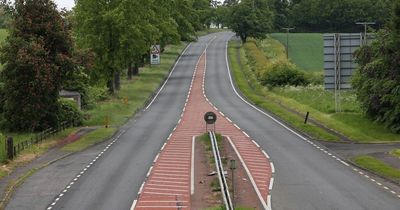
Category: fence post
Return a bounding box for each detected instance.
[6,137,14,159]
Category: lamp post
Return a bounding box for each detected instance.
[282,27,295,59]
[356,22,375,45]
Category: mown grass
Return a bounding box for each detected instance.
[353,155,400,181]
[270,33,323,72]
[228,40,339,141]
[83,43,186,126]
[61,127,117,152]
[390,149,400,158]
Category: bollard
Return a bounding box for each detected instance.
[6,137,14,159]
[304,112,310,124]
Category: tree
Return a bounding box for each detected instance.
[228,0,274,42]
[74,0,123,93]
[289,0,392,32]
[0,0,74,131]
[0,5,10,28]
[352,0,400,133]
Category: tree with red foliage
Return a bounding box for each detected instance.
[0,0,74,131]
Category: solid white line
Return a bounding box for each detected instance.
[267,194,272,207]
[161,143,167,151]
[262,150,270,159]
[224,38,311,145]
[130,200,137,210]
[271,162,275,174]
[138,182,145,194]
[252,140,260,148]
[243,131,250,137]
[269,177,274,190]
[191,136,195,195]
[227,136,270,210]
[153,154,160,163]
[146,166,153,177]
[145,43,192,110]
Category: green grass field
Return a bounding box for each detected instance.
[270,33,323,72]
[390,149,400,158]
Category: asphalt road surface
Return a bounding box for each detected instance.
[6,34,214,210]
[6,32,400,210]
[204,32,400,209]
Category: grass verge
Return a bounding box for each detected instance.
[390,149,400,158]
[353,155,400,182]
[236,37,400,143]
[83,43,186,126]
[0,128,77,179]
[61,128,117,152]
[228,40,339,141]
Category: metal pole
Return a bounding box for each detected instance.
[282,27,295,59]
[356,22,375,45]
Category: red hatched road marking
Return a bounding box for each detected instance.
[134,50,272,209]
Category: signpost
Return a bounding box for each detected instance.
[204,112,217,132]
[150,45,161,65]
[324,33,373,112]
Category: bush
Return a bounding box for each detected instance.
[58,99,83,126]
[84,86,109,109]
[261,61,309,87]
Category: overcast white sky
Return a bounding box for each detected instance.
[53,0,75,10]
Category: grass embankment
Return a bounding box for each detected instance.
[270,33,323,72]
[353,155,400,182]
[0,128,76,178]
[65,42,187,152]
[84,43,186,126]
[229,40,338,141]
[390,149,400,158]
[239,35,400,142]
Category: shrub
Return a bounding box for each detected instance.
[261,61,309,87]
[84,86,109,109]
[58,99,83,126]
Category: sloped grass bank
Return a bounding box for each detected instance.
[239,36,400,143]
[228,40,338,141]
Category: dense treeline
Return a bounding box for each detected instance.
[0,0,216,132]
[353,0,400,133]
[287,0,392,32]
[221,0,394,37]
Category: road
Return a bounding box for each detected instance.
[6,32,400,210]
[204,32,400,209]
[6,34,214,210]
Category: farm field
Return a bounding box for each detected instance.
[270,33,323,72]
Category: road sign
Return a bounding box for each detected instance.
[150,45,160,65]
[204,112,217,124]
